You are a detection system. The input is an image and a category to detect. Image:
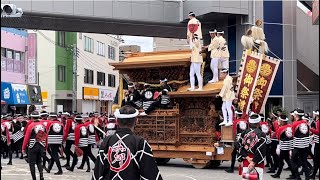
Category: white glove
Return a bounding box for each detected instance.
[21,127,24,132]
[276,144,280,156]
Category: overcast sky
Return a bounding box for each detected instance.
[122,36,154,52]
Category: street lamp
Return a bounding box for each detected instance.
[1,4,23,18]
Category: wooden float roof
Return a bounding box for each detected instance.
[169,81,224,97]
[110,50,191,70]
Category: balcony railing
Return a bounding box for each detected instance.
[1,57,25,73]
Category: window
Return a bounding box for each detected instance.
[97,41,105,56]
[57,32,66,47]
[15,52,21,60]
[97,72,105,86]
[7,49,13,59]
[58,65,66,82]
[1,48,6,57]
[84,68,94,84]
[84,36,94,53]
[108,74,116,87]
[108,45,116,60]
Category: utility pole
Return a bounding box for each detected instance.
[72,44,77,113]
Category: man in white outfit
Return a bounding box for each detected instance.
[206,29,220,83]
[187,12,202,49]
[217,31,229,69]
[188,34,203,91]
[218,68,235,126]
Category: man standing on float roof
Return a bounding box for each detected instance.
[187,12,202,49]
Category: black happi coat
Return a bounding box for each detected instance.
[236,127,267,165]
[92,128,162,180]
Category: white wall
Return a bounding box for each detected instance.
[76,33,120,102]
[34,30,56,112]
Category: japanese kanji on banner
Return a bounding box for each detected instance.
[236,50,263,115]
[252,56,280,113]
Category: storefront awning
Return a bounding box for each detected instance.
[1,82,30,105]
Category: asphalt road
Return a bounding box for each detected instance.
[0,150,311,180]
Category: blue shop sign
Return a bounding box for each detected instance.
[1,82,14,104]
[1,82,30,105]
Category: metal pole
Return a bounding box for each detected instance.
[72,44,77,112]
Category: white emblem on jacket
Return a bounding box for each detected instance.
[261,124,269,134]
[34,124,45,134]
[299,123,308,134]
[145,91,153,99]
[88,124,95,133]
[80,126,87,136]
[52,123,62,133]
[239,121,247,130]
[285,127,293,138]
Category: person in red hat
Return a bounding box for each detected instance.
[22,111,48,180]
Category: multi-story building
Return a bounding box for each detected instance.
[1,28,42,114]
[76,33,120,114]
[35,30,76,112]
[153,38,189,51]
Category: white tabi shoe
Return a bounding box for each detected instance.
[219,121,227,126]
[140,112,147,116]
[187,87,195,91]
[195,88,203,91]
[225,122,233,127]
[208,79,216,83]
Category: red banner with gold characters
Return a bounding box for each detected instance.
[252,56,280,113]
[236,50,263,115]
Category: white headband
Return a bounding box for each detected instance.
[75,117,83,120]
[235,111,243,115]
[128,84,135,88]
[313,111,319,115]
[62,112,70,116]
[249,116,261,123]
[272,113,278,117]
[188,12,195,16]
[217,31,224,34]
[31,114,40,118]
[279,117,288,122]
[160,78,167,82]
[40,112,48,116]
[209,29,217,33]
[294,110,304,116]
[114,109,139,119]
[49,114,57,117]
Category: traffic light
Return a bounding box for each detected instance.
[1,4,23,18]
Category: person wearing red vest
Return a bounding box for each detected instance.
[291,109,311,180]
[310,110,319,179]
[225,109,247,173]
[1,116,13,165]
[91,113,104,140]
[39,112,52,172]
[67,115,89,172]
[271,115,295,179]
[237,113,267,180]
[22,111,48,180]
[62,116,77,168]
[77,120,98,171]
[45,112,64,175]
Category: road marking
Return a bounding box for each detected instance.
[185,175,197,180]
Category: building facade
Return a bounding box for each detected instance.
[36,30,76,113]
[153,38,189,51]
[1,28,42,114]
[76,33,120,114]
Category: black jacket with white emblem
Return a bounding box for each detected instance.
[92,128,162,180]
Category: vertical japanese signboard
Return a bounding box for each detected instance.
[28,33,37,84]
[236,50,263,115]
[252,56,280,113]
